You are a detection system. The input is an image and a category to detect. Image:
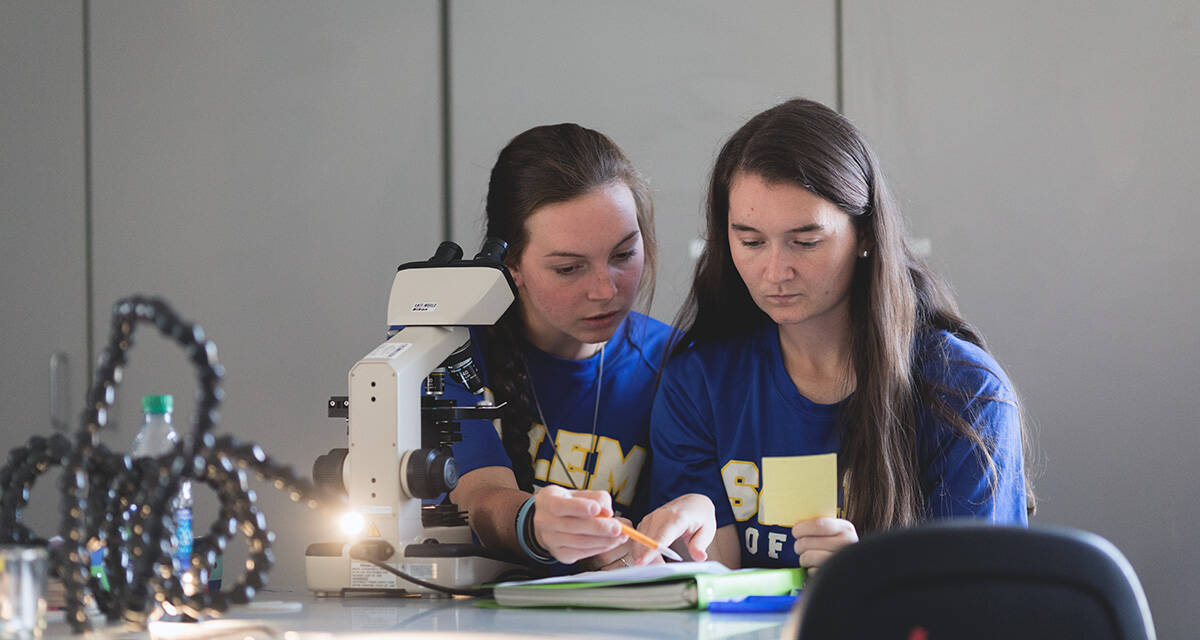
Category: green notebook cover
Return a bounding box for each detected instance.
[692,567,804,609]
[492,561,804,610]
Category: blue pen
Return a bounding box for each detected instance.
[707,594,801,613]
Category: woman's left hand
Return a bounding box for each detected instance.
[629,493,716,566]
[791,517,858,571]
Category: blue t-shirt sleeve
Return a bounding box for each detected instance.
[443,381,513,475]
[649,354,737,529]
[921,349,1028,525]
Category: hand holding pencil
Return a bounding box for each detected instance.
[531,486,629,565]
[529,486,697,567]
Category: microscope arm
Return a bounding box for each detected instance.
[346,325,467,547]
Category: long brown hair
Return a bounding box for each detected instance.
[674,98,1034,532]
[483,123,655,491]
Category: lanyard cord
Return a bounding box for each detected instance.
[524,343,605,491]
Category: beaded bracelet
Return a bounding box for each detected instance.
[515,496,556,564]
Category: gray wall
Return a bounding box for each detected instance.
[0,0,88,534]
[88,0,445,595]
[2,2,1197,638]
[448,0,835,320]
[843,3,1200,634]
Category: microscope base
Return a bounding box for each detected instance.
[305,535,519,596]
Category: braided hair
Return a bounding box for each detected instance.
[481,124,655,491]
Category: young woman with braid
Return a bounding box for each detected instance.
[633,98,1035,569]
[444,123,702,571]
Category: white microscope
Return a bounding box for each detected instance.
[305,239,520,596]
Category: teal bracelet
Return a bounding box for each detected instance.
[515,496,555,564]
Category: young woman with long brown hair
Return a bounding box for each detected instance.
[444,123,684,570]
[634,98,1034,569]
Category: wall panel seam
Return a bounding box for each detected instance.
[83,0,94,391]
[835,0,843,112]
[440,0,452,243]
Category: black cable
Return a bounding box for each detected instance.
[0,296,341,632]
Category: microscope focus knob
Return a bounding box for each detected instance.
[313,448,349,495]
[404,448,458,499]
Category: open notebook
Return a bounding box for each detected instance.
[492,561,804,610]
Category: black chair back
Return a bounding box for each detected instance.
[796,522,1155,640]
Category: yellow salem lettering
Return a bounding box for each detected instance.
[533,428,646,507]
[721,460,760,522]
[547,430,592,488]
[528,423,549,482]
[587,436,646,505]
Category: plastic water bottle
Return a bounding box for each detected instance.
[131,394,194,585]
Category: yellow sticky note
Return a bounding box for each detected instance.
[758,453,837,526]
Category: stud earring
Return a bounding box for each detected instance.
[860,250,870,258]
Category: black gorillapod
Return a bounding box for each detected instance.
[0,296,338,632]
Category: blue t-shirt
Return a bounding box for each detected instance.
[648,323,1027,568]
[447,311,673,522]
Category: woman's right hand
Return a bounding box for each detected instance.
[531,485,627,564]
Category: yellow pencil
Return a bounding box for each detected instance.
[616,521,683,561]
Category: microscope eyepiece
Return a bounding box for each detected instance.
[473,237,508,264]
[430,241,464,264]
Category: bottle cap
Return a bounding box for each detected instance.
[142,394,174,414]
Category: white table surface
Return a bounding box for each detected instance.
[42,591,794,640]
